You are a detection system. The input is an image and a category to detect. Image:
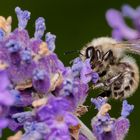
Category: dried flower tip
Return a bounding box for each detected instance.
[33,42,50,62]
[98,103,111,116]
[15,7,30,29]
[45,32,56,52]
[0,60,8,70]
[0,16,12,34]
[32,97,48,108]
[70,124,81,140]
[7,131,22,140]
[75,105,88,117]
[15,80,32,90]
[38,42,49,56]
[50,72,63,91]
[34,17,46,39]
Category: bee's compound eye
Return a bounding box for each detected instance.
[102,50,113,61]
[86,46,95,58]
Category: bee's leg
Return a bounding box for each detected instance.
[93,82,105,89]
[105,73,122,86]
[93,73,122,89]
[97,90,111,98]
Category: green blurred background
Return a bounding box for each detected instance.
[1,0,140,139]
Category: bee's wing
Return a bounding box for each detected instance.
[113,39,140,55]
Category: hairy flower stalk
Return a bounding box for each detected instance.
[78,118,96,140]
[0,6,136,140]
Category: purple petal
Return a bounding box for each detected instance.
[0,70,10,90]
[106,9,125,28]
[0,118,8,128]
[0,91,14,106]
[11,90,33,107]
[79,133,88,140]
[65,113,78,126]
[92,72,99,84]
[80,59,92,84]
[72,57,83,77]
[112,29,123,41]
[114,117,130,140]
[8,119,21,131]
[46,128,71,140]
[122,5,136,18]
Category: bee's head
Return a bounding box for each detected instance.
[85,46,114,76]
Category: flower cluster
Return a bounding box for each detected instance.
[106,4,140,40]
[91,98,134,140]
[0,6,135,140]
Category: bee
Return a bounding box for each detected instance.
[80,37,140,99]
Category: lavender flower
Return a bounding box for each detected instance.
[91,98,133,140]
[37,97,79,139]
[91,97,108,110]
[0,6,137,140]
[72,57,99,84]
[15,7,30,29]
[22,121,50,140]
[56,67,89,109]
[106,5,140,40]
[121,100,134,118]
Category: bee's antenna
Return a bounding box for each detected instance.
[64,50,84,56]
[64,50,80,55]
